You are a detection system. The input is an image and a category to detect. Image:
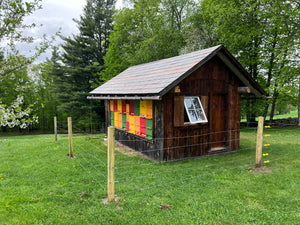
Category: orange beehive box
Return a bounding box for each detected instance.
[134,115,140,135]
[146,100,152,119]
[110,100,114,111]
[118,113,122,128]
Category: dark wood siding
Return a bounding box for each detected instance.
[163,56,241,160]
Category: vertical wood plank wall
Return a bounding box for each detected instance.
[163,56,241,160]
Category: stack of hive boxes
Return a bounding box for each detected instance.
[110,100,153,139]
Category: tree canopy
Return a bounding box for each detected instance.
[192,0,299,121]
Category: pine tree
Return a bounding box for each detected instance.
[57,0,116,122]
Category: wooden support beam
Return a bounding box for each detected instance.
[238,87,251,94]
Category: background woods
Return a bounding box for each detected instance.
[0,0,299,133]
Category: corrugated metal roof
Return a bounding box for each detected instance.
[90,45,265,98]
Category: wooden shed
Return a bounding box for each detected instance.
[89,45,265,160]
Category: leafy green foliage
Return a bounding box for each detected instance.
[102,0,192,80]
[194,0,300,121]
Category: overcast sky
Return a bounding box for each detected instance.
[21,0,122,62]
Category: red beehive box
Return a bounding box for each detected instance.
[129,100,135,115]
[140,117,146,137]
[122,100,127,114]
[113,100,118,112]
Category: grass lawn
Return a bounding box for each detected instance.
[0,127,299,224]
[241,109,298,122]
[268,109,298,120]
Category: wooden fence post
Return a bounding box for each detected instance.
[54,116,57,142]
[107,126,115,202]
[255,116,264,168]
[68,117,74,158]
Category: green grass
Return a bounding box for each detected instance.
[241,109,298,122]
[0,128,299,224]
[265,110,298,120]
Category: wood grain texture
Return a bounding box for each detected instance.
[107,127,115,202]
[163,56,241,160]
[174,96,184,127]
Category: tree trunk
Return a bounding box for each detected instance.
[263,34,277,119]
[270,89,279,122]
[263,103,269,119]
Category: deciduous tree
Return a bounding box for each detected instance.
[195,0,299,122]
[102,0,191,80]
[0,0,50,128]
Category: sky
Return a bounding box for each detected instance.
[21,0,123,62]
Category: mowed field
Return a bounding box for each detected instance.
[0,127,299,224]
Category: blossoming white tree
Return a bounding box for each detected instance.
[0,0,50,128]
[0,96,38,128]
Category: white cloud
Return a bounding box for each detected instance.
[17,0,123,62]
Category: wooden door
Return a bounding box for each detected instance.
[211,95,226,150]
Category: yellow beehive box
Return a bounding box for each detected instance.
[114,112,118,127]
[129,115,135,134]
[140,100,147,117]
[117,100,122,113]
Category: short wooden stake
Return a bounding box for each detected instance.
[68,117,74,158]
[255,116,264,168]
[107,126,115,202]
[54,116,58,142]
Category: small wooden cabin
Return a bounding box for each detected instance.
[89,45,265,160]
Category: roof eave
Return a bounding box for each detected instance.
[216,49,266,97]
[87,95,162,100]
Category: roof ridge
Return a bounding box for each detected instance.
[127,45,223,69]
